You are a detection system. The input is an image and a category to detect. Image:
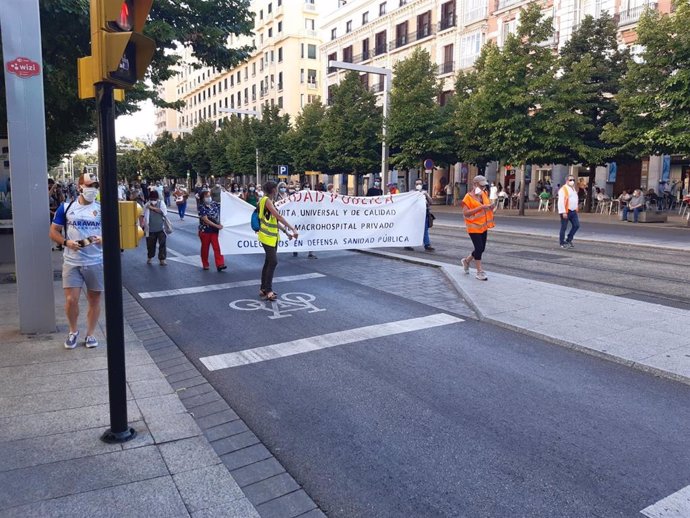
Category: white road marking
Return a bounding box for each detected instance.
[641,485,690,518]
[200,313,464,371]
[138,273,326,299]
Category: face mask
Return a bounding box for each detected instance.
[474,187,483,195]
[568,180,575,186]
[249,187,255,192]
[415,184,423,191]
[279,188,287,193]
[150,200,158,206]
[82,187,98,202]
[374,183,380,188]
[204,197,211,204]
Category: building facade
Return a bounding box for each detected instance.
[321,0,680,198]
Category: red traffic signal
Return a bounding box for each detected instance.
[109,0,134,31]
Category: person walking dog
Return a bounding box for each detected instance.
[460,175,495,281]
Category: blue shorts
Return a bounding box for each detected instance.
[62,263,104,292]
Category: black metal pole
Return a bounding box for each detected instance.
[97,83,136,444]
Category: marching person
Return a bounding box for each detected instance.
[460,175,495,281]
[173,185,188,220]
[48,172,103,349]
[405,178,435,252]
[143,190,168,266]
[366,178,383,197]
[257,181,299,301]
[558,175,580,249]
[198,188,227,272]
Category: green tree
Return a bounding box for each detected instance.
[388,48,453,170]
[185,121,216,178]
[225,115,258,177]
[0,0,254,166]
[286,101,329,173]
[559,13,629,210]
[603,0,690,157]
[322,71,382,182]
[117,150,141,181]
[255,105,291,175]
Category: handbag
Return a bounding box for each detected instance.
[427,212,436,228]
[162,216,174,235]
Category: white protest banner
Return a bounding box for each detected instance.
[219,190,426,255]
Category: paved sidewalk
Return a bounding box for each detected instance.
[367,250,690,387]
[0,280,260,518]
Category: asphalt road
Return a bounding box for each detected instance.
[122,216,690,517]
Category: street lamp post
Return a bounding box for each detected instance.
[218,108,261,187]
[327,60,392,186]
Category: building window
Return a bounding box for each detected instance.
[331,28,337,40]
[306,18,315,30]
[268,2,272,13]
[441,44,454,74]
[301,43,305,58]
[346,20,352,33]
[252,84,256,101]
[362,11,369,24]
[439,90,454,106]
[375,30,387,55]
[278,96,283,108]
[362,38,370,60]
[268,27,273,38]
[307,69,317,84]
[278,72,283,90]
[441,1,456,29]
[278,47,283,62]
[379,2,386,16]
[278,21,282,32]
[308,44,316,58]
[417,11,431,38]
[278,0,281,5]
[244,87,249,104]
[252,63,256,76]
[327,52,337,72]
[460,30,484,67]
[260,9,263,19]
[359,73,369,90]
[395,21,408,48]
[237,71,241,83]
[400,0,407,5]
[343,45,353,62]
[245,68,248,79]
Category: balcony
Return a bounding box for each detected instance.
[374,44,387,56]
[260,88,268,97]
[388,25,435,51]
[438,61,454,75]
[278,83,283,91]
[370,82,385,93]
[303,1,316,11]
[496,0,526,10]
[307,81,318,89]
[619,2,657,26]
[438,15,456,32]
[464,5,488,24]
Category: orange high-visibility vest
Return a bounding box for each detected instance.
[462,192,495,234]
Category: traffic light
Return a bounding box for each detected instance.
[118,201,144,249]
[78,0,155,99]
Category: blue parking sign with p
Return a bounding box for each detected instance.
[278,165,289,175]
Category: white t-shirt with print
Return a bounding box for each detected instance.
[53,200,103,266]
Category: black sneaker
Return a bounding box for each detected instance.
[217,265,227,272]
[424,246,435,251]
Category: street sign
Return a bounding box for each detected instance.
[424,159,434,170]
[277,165,289,175]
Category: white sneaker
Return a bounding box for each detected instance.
[475,271,488,281]
[461,258,470,274]
[85,335,99,348]
[64,331,79,349]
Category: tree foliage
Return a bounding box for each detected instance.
[286,101,328,173]
[603,0,690,156]
[388,48,453,169]
[0,0,254,166]
[321,72,382,176]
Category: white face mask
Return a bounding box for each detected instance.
[249,187,255,192]
[415,184,423,191]
[150,200,158,206]
[568,180,575,186]
[204,197,212,204]
[374,183,380,188]
[82,187,98,203]
[474,187,483,195]
[279,188,287,193]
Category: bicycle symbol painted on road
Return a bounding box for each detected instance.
[229,292,326,319]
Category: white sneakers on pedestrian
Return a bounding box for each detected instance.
[64,331,79,349]
[461,258,470,274]
[475,271,488,281]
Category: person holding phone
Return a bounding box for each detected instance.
[49,172,104,349]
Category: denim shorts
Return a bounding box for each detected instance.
[62,263,104,291]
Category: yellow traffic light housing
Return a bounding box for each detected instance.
[118,201,144,249]
[78,0,155,99]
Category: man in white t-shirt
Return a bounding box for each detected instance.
[49,172,104,349]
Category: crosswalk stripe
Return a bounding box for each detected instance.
[138,273,326,299]
[200,313,464,371]
[641,484,690,518]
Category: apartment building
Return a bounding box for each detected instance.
[163,0,336,137]
[321,0,678,197]
[154,77,179,137]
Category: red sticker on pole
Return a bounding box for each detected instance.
[6,57,41,78]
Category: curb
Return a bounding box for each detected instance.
[358,248,690,388]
